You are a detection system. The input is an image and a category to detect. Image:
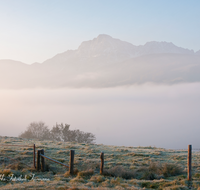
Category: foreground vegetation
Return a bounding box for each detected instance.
[0,136,200,189]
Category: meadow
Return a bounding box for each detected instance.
[0,136,200,190]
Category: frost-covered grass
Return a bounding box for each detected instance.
[0,136,200,189]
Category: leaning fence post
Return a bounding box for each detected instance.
[100,152,104,174]
[41,149,45,172]
[69,150,75,174]
[33,144,36,168]
[37,150,41,171]
[188,145,192,181]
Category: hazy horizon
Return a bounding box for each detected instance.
[1,82,200,149]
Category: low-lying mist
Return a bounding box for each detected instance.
[0,83,200,149]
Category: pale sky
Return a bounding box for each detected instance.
[0,0,200,64]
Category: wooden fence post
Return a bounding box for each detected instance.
[100,152,104,175]
[188,145,192,181]
[33,144,36,168]
[41,149,45,172]
[37,150,41,171]
[69,150,75,175]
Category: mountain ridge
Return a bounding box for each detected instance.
[0,34,198,65]
[0,34,200,89]
[40,34,197,68]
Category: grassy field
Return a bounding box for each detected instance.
[0,136,200,190]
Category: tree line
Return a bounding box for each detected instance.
[19,122,96,144]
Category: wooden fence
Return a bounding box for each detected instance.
[35,144,195,181]
[0,143,197,182]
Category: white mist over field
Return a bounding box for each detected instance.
[0,83,200,149]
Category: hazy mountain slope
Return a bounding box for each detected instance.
[0,34,200,89]
[138,41,194,55]
[55,53,200,88]
[196,50,200,55]
[0,60,31,88]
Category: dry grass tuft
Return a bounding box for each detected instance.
[90,175,105,183]
[0,169,12,176]
[103,166,136,179]
[6,162,25,170]
[161,163,183,177]
[136,161,184,180]
[64,168,79,177]
[77,169,94,177]
[69,176,85,183]
[73,168,79,175]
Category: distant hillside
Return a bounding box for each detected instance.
[0,34,200,89]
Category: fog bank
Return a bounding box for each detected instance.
[0,83,200,149]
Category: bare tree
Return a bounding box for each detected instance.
[19,121,50,140]
[50,123,62,141]
[50,123,96,143]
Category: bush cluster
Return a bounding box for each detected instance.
[19,122,96,143]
